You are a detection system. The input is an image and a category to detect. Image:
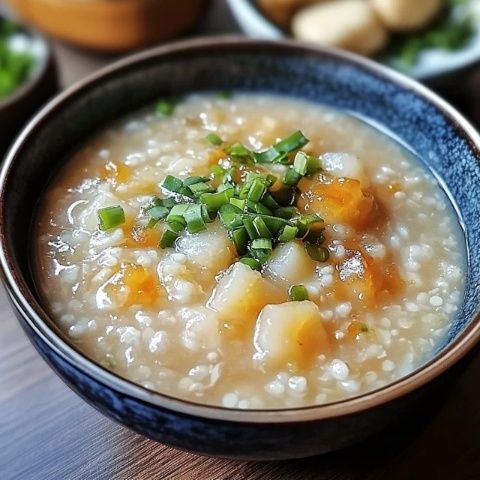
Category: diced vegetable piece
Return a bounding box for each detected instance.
[98,205,125,230]
[155,98,177,117]
[160,229,179,249]
[298,176,379,229]
[264,241,316,286]
[206,132,224,146]
[201,188,234,212]
[218,203,243,229]
[239,256,262,271]
[253,301,329,368]
[288,284,309,301]
[278,224,299,242]
[283,167,303,186]
[209,262,278,335]
[231,227,249,255]
[176,223,235,271]
[321,152,369,185]
[184,204,207,234]
[304,243,330,262]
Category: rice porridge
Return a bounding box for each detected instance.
[35,94,465,409]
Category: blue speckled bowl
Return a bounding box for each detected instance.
[0,37,479,460]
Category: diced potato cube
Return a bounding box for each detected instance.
[321,152,369,186]
[176,222,235,272]
[208,262,280,335]
[264,241,316,287]
[254,301,329,368]
[292,0,388,56]
[370,0,441,31]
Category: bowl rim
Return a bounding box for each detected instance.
[0,10,55,109]
[1,35,479,424]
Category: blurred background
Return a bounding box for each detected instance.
[1,0,480,156]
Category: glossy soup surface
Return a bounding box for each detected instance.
[35,94,465,409]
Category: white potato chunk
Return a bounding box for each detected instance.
[257,0,319,26]
[370,0,441,31]
[264,241,316,287]
[322,152,369,186]
[176,222,235,272]
[254,301,329,368]
[292,0,388,55]
[208,262,280,335]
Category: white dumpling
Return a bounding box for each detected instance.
[370,0,441,31]
[253,301,329,368]
[264,241,316,287]
[322,152,369,185]
[292,0,388,56]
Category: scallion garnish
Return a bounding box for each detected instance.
[239,256,262,271]
[206,132,224,146]
[98,206,125,231]
[155,99,177,117]
[97,129,331,270]
[288,284,309,302]
[278,225,299,242]
[305,243,330,262]
[160,229,178,248]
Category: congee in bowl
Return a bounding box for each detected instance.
[35,93,465,409]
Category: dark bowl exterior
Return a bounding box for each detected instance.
[0,37,479,459]
[9,300,458,460]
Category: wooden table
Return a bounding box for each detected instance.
[2,2,480,479]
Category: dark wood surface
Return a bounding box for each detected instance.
[1,2,480,479]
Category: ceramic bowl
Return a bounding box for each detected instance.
[5,0,208,51]
[0,11,58,155]
[0,37,479,460]
[226,0,480,83]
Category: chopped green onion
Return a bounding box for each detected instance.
[288,284,309,301]
[239,256,262,271]
[253,216,271,238]
[253,130,309,163]
[231,227,249,255]
[167,221,185,233]
[274,206,298,219]
[262,192,280,210]
[98,206,125,231]
[247,178,267,202]
[200,188,234,211]
[206,132,224,146]
[229,197,246,210]
[305,243,330,262]
[145,205,169,224]
[226,143,252,158]
[293,151,309,175]
[166,204,190,227]
[184,204,206,234]
[243,217,260,240]
[246,200,272,215]
[189,182,215,196]
[159,229,178,248]
[183,176,209,186]
[162,175,185,194]
[283,167,303,186]
[251,238,272,250]
[155,99,177,117]
[278,225,299,242]
[218,203,243,230]
[250,238,273,263]
[210,165,226,179]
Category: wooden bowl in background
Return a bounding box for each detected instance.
[5,0,208,51]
